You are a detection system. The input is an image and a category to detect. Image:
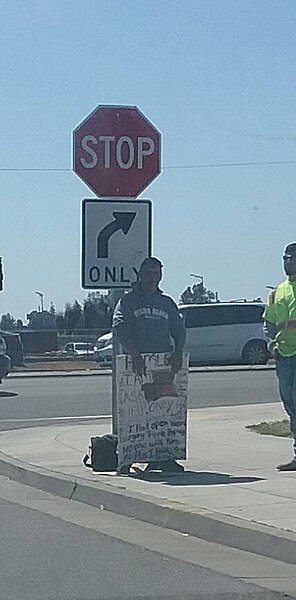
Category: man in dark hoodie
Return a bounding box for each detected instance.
[112,257,186,474]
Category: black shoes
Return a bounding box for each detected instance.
[117,460,185,475]
[160,460,185,473]
[116,464,132,475]
[277,458,296,471]
[145,460,184,473]
[144,461,160,472]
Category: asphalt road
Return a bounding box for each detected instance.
[0,475,288,600]
[0,369,280,430]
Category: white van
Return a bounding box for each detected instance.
[178,302,269,365]
[64,342,94,356]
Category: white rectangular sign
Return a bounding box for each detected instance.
[116,352,189,470]
[82,198,152,289]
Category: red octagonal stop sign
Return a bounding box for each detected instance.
[73,105,161,197]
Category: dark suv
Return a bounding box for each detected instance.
[0,331,24,367]
[0,336,10,383]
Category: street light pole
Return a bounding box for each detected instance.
[189,273,204,286]
[35,291,44,313]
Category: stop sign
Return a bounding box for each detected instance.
[73,105,161,197]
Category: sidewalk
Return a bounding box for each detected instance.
[1,401,296,564]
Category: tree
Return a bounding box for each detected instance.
[179,282,218,305]
[26,310,57,330]
[64,300,83,330]
[49,302,56,316]
[54,293,112,332]
[0,312,16,331]
[83,292,112,330]
[55,311,66,331]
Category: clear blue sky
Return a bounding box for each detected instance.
[1,0,296,321]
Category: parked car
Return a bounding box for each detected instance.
[0,330,24,367]
[64,342,94,356]
[179,302,269,365]
[0,335,11,383]
[94,332,113,364]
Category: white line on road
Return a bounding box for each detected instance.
[0,415,112,423]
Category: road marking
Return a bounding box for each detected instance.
[0,414,112,423]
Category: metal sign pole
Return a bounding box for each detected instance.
[74,105,159,437]
[111,289,124,435]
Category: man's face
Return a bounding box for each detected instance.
[283,252,296,278]
[139,264,162,293]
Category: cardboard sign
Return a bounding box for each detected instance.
[116,352,189,469]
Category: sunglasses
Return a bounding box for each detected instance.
[283,255,296,261]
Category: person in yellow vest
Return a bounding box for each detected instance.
[263,243,296,471]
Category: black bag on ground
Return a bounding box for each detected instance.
[82,434,118,472]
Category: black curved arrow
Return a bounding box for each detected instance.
[97,212,136,258]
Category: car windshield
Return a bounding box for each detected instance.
[75,343,93,351]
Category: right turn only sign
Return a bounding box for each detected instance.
[82,199,152,289]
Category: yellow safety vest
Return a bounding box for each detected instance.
[263,279,296,357]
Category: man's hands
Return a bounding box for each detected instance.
[131,352,146,376]
[131,351,183,377]
[167,350,183,375]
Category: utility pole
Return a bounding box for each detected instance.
[109,289,125,435]
[35,291,44,313]
[0,258,3,292]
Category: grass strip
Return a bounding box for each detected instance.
[246,419,291,437]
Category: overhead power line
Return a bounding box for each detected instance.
[0,159,295,172]
[0,168,69,171]
[164,160,296,169]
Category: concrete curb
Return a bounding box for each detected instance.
[0,449,296,565]
[8,370,111,379]
[8,364,275,379]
